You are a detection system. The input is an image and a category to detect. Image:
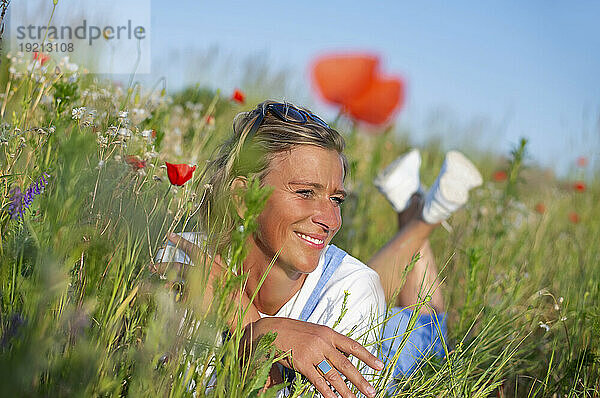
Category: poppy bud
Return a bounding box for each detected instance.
[231,89,245,104]
[493,170,508,182]
[573,181,586,192]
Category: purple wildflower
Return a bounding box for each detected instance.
[8,172,51,220]
[8,187,24,219]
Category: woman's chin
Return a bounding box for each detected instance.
[289,252,323,274]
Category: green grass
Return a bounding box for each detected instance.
[0,51,599,397]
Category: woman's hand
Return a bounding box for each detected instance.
[149,233,260,329]
[242,317,383,398]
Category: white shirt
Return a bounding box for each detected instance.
[259,246,385,347]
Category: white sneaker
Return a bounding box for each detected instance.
[422,150,483,224]
[374,149,421,213]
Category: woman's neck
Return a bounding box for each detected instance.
[242,239,307,316]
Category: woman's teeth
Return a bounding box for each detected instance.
[297,233,324,245]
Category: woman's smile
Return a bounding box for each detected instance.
[293,231,327,249]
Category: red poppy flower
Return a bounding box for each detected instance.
[573,181,586,192]
[576,156,587,167]
[312,53,379,105]
[534,202,546,214]
[311,53,404,126]
[231,89,245,104]
[568,212,580,224]
[125,155,147,171]
[344,74,404,125]
[166,162,196,186]
[205,115,215,125]
[493,170,508,182]
[33,52,50,66]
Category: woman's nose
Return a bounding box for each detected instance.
[312,199,342,232]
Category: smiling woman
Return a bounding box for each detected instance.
[153,100,480,397]
[155,101,386,397]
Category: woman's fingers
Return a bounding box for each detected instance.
[326,349,376,398]
[149,261,187,278]
[304,367,349,398]
[166,233,225,269]
[333,332,385,372]
[167,232,201,260]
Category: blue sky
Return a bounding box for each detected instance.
[30,0,600,174]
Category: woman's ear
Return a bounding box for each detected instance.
[230,177,248,219]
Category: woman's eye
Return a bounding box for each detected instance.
[331,196,345,206]
[296,190,314,198]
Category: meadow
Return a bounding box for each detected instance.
[0,51,598,397]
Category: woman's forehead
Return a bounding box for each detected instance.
[266,146,345,184]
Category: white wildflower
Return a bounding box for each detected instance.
[97,135,108,145]
[131,108,149,125]
[558,297,564,303]
[97,160,105,169]
[554,303,560,311]
[144,150,158,159]
[72,107,86,120]
[60,56,78,72]
[538,322,550,332]
[118,128,132,138]
[185,101,204,112]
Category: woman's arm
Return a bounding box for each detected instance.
[151,232,261,330]
[154,234,382,397]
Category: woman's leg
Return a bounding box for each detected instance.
[369,149,482,314]
[372,150,482,379]
[368,195,444,313]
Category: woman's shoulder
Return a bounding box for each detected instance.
[330,247,382,286]
[323,246,385,305]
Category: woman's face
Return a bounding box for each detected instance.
[250,145,346,276]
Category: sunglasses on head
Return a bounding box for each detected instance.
[247,102,330,139]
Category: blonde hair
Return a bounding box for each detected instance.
[199,100,347,254]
